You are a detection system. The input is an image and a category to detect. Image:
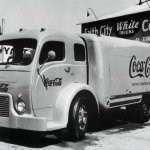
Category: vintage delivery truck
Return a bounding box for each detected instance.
[0,29,149,139]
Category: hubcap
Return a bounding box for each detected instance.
[78,104,87,131]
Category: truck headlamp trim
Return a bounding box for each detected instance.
[17,101,26,115]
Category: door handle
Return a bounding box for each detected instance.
[64,67,71,73]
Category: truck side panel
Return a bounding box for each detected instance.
[83,35,150,108]
[102,37,150,95]
[83,38,108,108]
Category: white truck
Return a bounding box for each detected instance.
[0,29,149,139]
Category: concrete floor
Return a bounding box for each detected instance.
[0,118,150,150]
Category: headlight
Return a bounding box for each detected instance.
[17,101,26,114]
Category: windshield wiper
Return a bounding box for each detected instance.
[11,62,24,65]
[4,62,23,68]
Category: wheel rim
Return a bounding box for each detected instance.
[78,104,87,131]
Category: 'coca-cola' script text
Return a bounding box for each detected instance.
[129,55,150,78]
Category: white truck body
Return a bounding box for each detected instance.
[0,29,149,139]
[82,35,150,108]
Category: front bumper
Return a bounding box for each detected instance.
[0,93,47,131]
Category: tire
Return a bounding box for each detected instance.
[138,99,150,123]
[68,96,88,140]
[127,99,150,123]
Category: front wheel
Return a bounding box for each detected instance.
[68,97,88,140]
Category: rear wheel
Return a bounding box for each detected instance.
[68,96,88,140]
[138,99,150,122]
[127,97,150,123]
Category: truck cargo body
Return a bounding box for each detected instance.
[82,35,150,109]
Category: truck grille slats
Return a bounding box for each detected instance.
[0,96,9,117]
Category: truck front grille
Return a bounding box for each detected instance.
[0,96,9,117]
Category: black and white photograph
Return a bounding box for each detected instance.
[0,0,150,149]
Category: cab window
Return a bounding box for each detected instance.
[74,44,85,61]
[39,41,65,65]
[0,39,37,66]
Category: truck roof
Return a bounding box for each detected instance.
[0,29,80,42]
[1,29,150,49]
[80,33,150,48]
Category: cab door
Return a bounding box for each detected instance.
[32,37,74,120]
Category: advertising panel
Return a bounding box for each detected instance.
[82,10,150,43]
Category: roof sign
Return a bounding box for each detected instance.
[81,10,150,43]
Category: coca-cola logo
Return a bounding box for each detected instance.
[129,55,150,78]
[43,75,62,87]
[41,75,62,90]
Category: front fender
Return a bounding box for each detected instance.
[53,83,99,128]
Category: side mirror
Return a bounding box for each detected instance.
[37,50,56,75]
[48,51,56,60]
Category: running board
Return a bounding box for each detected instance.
[109,95,142,108]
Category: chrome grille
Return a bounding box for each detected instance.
[0,96,9,117]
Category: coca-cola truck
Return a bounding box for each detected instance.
[0,29,149,139]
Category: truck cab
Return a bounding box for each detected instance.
[0,29,92,139]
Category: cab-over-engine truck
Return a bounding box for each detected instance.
[0,29,150,139]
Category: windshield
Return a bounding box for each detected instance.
[0,38,37,66]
